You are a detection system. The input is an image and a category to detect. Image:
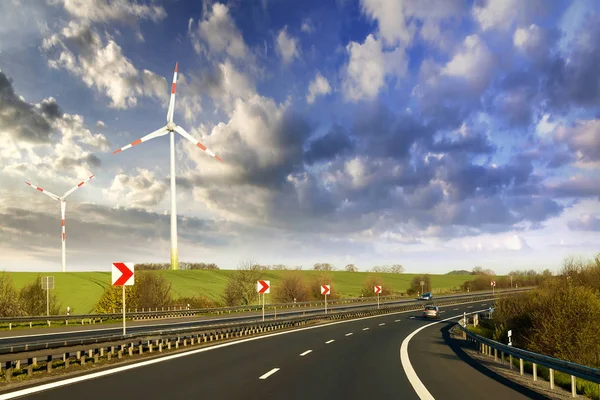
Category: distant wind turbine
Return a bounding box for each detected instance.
[112,62,223,271]
[25,174,95,272]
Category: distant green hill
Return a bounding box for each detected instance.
[4,270,480,314]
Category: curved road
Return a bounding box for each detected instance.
[0,293,497,347]
[0,299,548,399]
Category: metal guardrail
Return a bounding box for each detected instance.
[457,318,600,396]
[0,291,520,356]
[0,287,534,326]
[0,290,529,382]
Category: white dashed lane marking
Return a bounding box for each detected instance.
[299,350,312,356]
[259,368,280,380]
[345,333,353,336]
[363,327,369,331]
[326,339,335,344]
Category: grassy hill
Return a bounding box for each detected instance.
[4,270,479,314]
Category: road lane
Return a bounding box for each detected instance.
[409,318,549,399]
[0,301,492,399]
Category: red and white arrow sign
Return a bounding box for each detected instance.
[374,285,382,294]
[112,262,134,286]
[257,280,270,294]
[321,285,330,295]
[491,281,496,287]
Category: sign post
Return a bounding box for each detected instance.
[112,262,134,335]
[374,285,382,309]
[257,280,270,321]
[491,280,496,296]
[41,276,54,316]
[508,329,512,346]
[420,280,425,296]
[321,285,330,314]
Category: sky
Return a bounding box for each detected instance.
[0,0,599,274]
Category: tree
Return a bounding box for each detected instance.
[221,260,263,306]
[389,264,404,274]
[345,264,358,272]
[273,274,310,303]
[309,272,338,300]
[94,271,172,313]
[19,275,60,316]
[371,265,389,273]
[272,264,288,271]
[0,272,21,317]
[360,276,391,297]
[407,274,431,295]
[313,263,335,271]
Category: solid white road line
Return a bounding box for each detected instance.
[379,323,386,326]
[362,327,369,331]
[345,333,353,336]
[400,309,487,400]
[259,368,280,379]
[325,339,335,344]
[0,299,493,400]
[299,350,312,356]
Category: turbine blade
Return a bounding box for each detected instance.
[112,126,168,154]
[61,200,66,243]
[174,125,223,162]
[63,174,95,198]
[166,62,178,123]
[25,182,60,201]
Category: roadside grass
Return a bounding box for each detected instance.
[4,270,480,313]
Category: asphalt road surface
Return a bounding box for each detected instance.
[0,299,547,400]
[0,293,496,347]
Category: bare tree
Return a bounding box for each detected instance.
[389,264,404,274]
[222,260,264,306]
[313,263,335,271]
[345,264,358,272]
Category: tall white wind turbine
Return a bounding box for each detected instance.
[112,62,223,270]
[25,174,95,272]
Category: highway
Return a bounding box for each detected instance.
[0,293,499,347]
[0,299,548,400]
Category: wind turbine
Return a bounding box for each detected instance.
[25,174,95,272]
[112,62,223,271]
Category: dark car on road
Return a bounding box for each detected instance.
[418,292,433,301]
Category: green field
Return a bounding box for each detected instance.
[4,270,479,314]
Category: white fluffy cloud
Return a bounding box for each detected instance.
[472,0,532,32]
[342,34,407,101]
[41,21,167,109]
[359,0,467,48]
[276,26,300,64]
[188,2,248,60]
[442,34,496,92]
[102,168,168,209]
[56,0,166,23]
[306,72,331,104]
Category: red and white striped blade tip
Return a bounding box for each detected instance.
[174,62,178,72]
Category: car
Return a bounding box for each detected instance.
[423,305,440,319]
[418,292,433,301]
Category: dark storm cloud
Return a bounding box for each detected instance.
[304,125,354,164]
[0,71,54,143]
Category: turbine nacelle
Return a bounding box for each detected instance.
[167,121,176,131]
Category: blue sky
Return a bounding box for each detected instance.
[0,0,599,273]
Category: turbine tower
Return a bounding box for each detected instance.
[25,174,95,272]
[112,62,223,270]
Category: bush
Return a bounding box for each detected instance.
[309,272,339,300]
[93,271,172,313]
[407,275,431,295]
[18,275,60,316]
[221,261,263,306]
[273,273,310,303]
[0,272,21,317]
[360,275,392,298]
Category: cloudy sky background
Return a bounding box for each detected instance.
[0,0,599,273]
